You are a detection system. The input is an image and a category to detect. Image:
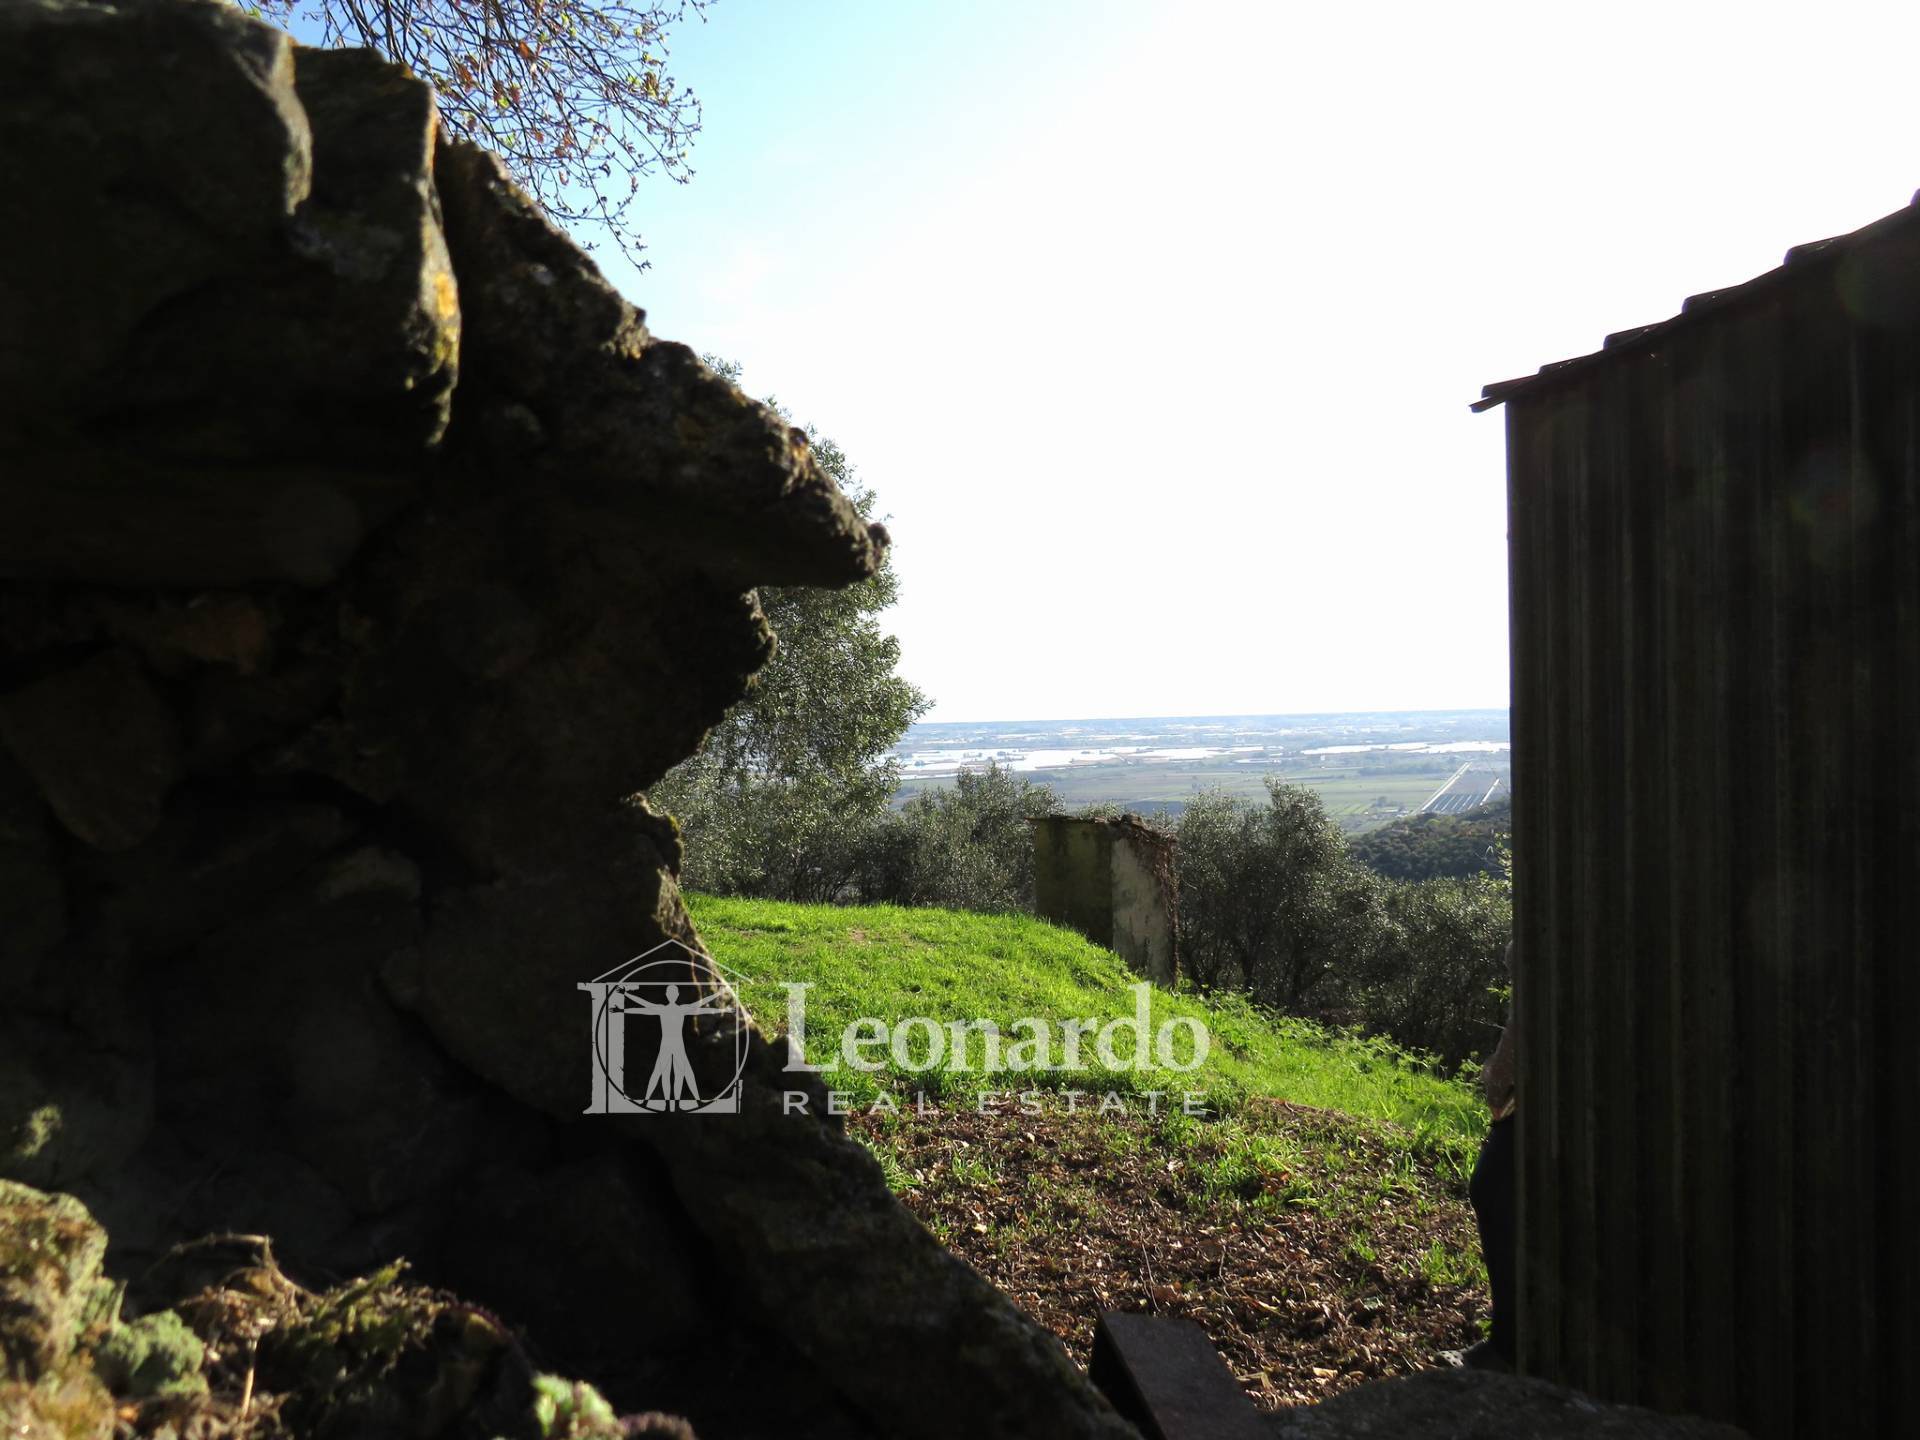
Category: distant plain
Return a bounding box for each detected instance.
[889,710,1510,832]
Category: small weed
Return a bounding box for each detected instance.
[1413,1240,1485,1289]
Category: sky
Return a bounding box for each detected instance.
[573,0,1920,723]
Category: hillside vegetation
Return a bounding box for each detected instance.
[1349,798,1512,882]
[689,894,1484,1156]
[688,895,1490,1408]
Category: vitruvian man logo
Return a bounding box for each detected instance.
[578,939,751,1115]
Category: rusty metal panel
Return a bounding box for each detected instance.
[1503,215,1920,1438]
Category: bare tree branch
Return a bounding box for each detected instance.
[259,0,708,264]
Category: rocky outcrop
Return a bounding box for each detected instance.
[0,3,1131,1437]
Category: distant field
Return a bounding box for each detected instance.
[890,710,1511,832]
[896,757,1465,832]
[1276,770,1454,829]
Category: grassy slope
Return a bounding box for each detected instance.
[687,894,1491,1405]
[687,894,1484,1164]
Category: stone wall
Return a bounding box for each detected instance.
[0,4,1134,1437]
[1032,816,1177,987]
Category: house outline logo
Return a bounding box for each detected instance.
[579,939,751,1115]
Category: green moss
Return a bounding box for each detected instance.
[267,1259,441,1421]
[297,1261,418,1359]
[0,1201,94,1287]
[0,1182,112,1385]
[531,1373,622,1439]
[0,1368,116,1439]
[6,1103,62,1165]
[93,1310,207,1400]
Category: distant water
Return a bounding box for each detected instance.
[891,710,1510,776]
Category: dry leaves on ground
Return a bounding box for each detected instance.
[855,1097,1487,1412]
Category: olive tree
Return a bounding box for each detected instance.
[1343,872,1512,1069]
[651,366,928,900]
[1174,781,1379,1011]
[856,764,1062,913]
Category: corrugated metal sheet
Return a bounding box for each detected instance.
[1483,199,1920,1437]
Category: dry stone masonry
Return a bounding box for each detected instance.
[0,3,1135,1436]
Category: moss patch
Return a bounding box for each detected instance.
[0,1180,114,1382]
[94,1310,206,1400]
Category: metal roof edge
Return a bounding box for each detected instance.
[1471,191,1920,413]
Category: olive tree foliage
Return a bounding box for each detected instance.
[257,0,708,259]
[1174,782,1379,1010]
[651,361,928,901]
[1347,873,1512,1071]
[1172,779,1513,1071]
[857,764,1061,913]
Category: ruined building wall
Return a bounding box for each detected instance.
[1032,816,1177,988]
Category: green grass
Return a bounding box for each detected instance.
[687,894,1484,1164]
[689,894,1492,1390]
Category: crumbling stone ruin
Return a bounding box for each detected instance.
[1031,816,1177,986]
[0,2,1136,1435]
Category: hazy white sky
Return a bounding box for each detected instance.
[593,0,1920,722]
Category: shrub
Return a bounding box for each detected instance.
[1174,783,1378,1011]
[856,764,1060,912]
[1345,874,1512,1071]
[1172,783,1510,1072]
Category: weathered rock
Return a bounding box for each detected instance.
[0,450,410,588]
[90,1137,360,1274]
[155,846,490,1215]
[94,592,278,677]
[0,754,65,992]
[0,648,182,853]
[438,1150,715,1373]
[340,521,769,875]
[0,1007,153,1192]
[273,43,461,457]
[645,1054,1141,1440]
[0,4,1139,1438]
[0,0,312,427]
[88,798,355,960]
[1267,1368,1752,1439]
[0,0,457,587]
[185,654,345,774]
[433,142,882,588]
[403,828,687,1112]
